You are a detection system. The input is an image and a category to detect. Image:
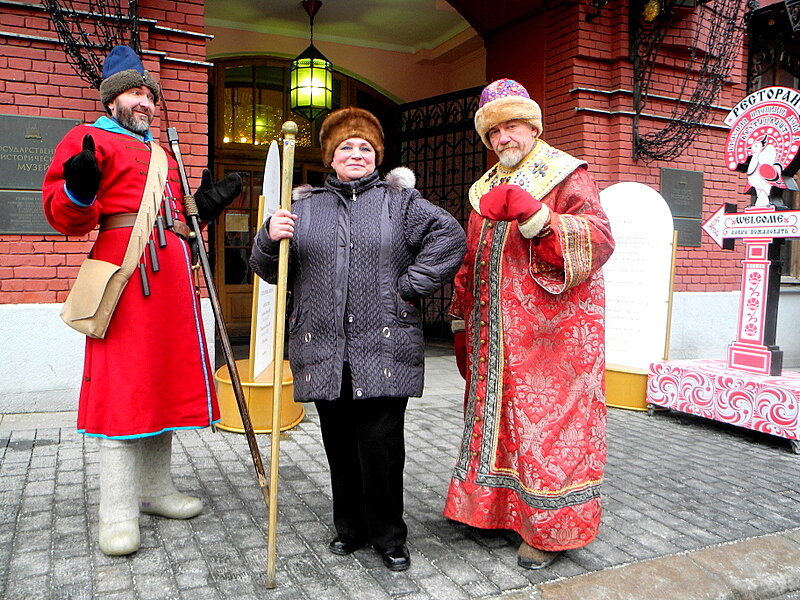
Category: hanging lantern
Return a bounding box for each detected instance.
[289,0,332,121]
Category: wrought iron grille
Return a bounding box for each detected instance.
[41,0,141,89]
[631,0,754,163]
[396,86,484,339]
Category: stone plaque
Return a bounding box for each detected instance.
[0,191,59,235]
[600,182,674,371]
[0,114,80,190]
[660,168,703,218]
[661,167,703,247]
[0,114,79,235]
[673,216,702,247]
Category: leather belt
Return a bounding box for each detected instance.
[99,213,191,240]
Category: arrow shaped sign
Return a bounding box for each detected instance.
[702,205,800,248]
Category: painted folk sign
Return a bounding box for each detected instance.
[724,86,800,207]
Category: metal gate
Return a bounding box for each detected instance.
[395,86,485,339]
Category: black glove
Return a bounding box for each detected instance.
[63,134,101,201]
[194,169,242,222]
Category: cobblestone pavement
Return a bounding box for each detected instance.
[2,347,800,599]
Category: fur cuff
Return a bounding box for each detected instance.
[386,167,416,191]
[517,205,551,239]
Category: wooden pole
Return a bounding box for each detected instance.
[266,121,297,588]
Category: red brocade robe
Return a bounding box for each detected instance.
[443,140,614,551]
[42,120,219,439]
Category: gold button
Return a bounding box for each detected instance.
[480,320,486,326]
[480,339,486,344]
[479,375,485,381]
[480,300,486,306]
[479,357,486,362]
[480,260,486,266]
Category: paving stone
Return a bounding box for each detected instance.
[4,348,800,599]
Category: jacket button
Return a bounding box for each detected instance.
[383,368,392,378]
[382,327,391,337]
[305,373,312,382]
[400,310,408,318]
[304,332,312,342]
[355,388,364,397]
[347,314,355,323]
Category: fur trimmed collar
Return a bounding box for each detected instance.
[385,167,415,191]
[292,167,416,201]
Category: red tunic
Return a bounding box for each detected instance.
[43,121,219,439]
[444,141,614,551]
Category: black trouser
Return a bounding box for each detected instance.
[314,368,408,551]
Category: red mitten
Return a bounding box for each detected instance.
[479,184,543,222]
[453,330,467,380]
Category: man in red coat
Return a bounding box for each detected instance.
[444,79,615,570]
[42,46,241,556]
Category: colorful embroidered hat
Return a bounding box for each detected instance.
[99,45,160,106]
[319,107,385,167]
[474,78,542,148]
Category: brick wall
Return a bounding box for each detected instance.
[485,0,752,293]
[0,0,210,304]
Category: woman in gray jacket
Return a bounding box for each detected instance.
[250,107,466,572]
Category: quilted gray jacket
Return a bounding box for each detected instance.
[249,167,466,402]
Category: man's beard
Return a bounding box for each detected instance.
[498,146,525,168]
[115,103,152,135]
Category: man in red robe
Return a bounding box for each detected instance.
[444,79,615,570]
[43,46,241,556]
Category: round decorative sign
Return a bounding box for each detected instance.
[724,87,800,205]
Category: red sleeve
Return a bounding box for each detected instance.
[533,166,615,273]
[42,126,102,236]
[526,166,615,294]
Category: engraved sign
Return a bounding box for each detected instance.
[0,114,80,189]
[601,182,674,371]
[661,167,703,246]
[0,114,80,235]
[251,141,280,381]
[0,191,59,235]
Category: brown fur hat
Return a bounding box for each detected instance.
[319,107,384,167]
[474,79,542,148]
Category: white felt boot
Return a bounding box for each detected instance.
[139,432,203,519]
[98,438,141,556]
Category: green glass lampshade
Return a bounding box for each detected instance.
[289,44,333,121]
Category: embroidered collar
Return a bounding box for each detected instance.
[469,139,584,211]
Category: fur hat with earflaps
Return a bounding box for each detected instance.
[319,107,385,167]
[99,45,160,107]
[474,79,542,149]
